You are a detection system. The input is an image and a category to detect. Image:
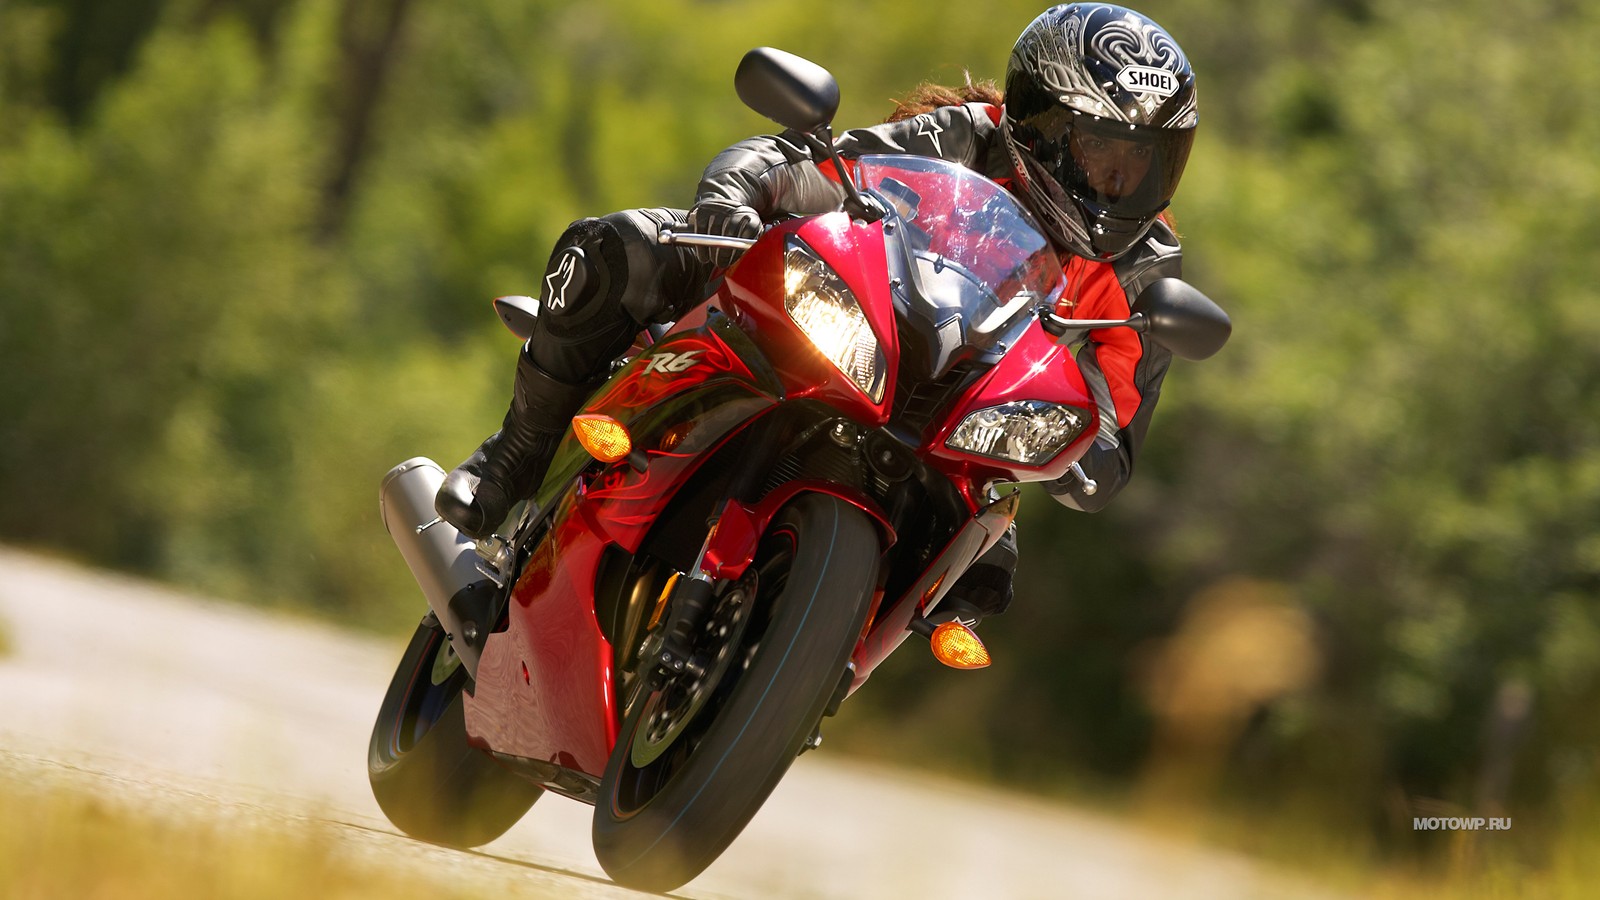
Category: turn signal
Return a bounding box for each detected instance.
[929,621,991,670]
[572,414,632,463]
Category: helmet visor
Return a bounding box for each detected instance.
[1014,107,1194,220]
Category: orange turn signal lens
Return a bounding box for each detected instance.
[929,620,991,670]
[572,414,632,463]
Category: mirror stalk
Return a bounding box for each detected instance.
[1041,311,1146,340]
[1042,279,1230,360]
[734,48,883,223]
[808,126,885,223]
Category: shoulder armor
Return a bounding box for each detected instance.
[835,104,988,168]
[1112,218,1183,298]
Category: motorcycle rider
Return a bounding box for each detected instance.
[436,3,1198,621]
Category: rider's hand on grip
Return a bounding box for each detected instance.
[686,198,762,268]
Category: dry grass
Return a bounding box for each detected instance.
[0,768,524,900]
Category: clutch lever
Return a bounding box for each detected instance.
[657,229,759,250]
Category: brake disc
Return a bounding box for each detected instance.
[630,570,759,767]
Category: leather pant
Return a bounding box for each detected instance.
[526,208,714,384]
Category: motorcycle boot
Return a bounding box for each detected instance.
[436,347,599,540]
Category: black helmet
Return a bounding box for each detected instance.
[1002,4,1198,260]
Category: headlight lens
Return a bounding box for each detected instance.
[946,400,1092,465]
[784,238,886,402]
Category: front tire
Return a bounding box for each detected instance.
[592,494,880,891]
[368,617,542,847]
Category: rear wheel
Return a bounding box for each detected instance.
[368,617,542,847]
[592,494,880,891]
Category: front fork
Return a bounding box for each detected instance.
[633,492,863,759]
[648,532,721,681]
[642,414,787,683]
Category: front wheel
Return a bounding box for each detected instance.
[368,617,543,847]
[592,494,880,892]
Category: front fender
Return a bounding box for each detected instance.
[701,484,895,582]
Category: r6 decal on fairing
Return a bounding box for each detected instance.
[642,349,704,375]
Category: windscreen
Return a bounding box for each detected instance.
[854,154,1065,355]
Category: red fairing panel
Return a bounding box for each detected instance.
[580,455,697,552]
[922,319,1101,487]
[584,330,756,423]
[577,407,776,554]
[578,325,776,551]
[465,328,778,772]
[700,483,897,582]
[464,487,617,777]
[718,213,898,427]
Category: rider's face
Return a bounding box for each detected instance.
[1069,130,1154,201]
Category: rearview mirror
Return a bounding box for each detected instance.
[492,294,539,341]
[1131,278,1232,361]
[735,47,840,134]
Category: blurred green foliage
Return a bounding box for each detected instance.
[3,0,1598,870]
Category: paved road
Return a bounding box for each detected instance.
[0,547,1335,899]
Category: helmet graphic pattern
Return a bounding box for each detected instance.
[1011,4,1197,128]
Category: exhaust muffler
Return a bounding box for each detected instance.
[379,458,498,679]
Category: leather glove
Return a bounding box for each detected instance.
[685,198,763,268]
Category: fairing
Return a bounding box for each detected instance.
[466,316,781,775]
[923,319,1100,486]
[465,487,617,774]
[716,212,898,427]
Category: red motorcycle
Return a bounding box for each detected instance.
[370,49,1229,892]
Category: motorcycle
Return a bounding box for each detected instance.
[369,48,1230,892]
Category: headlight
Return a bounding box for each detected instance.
[784,238,886,402]
[946,400,1092,465]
